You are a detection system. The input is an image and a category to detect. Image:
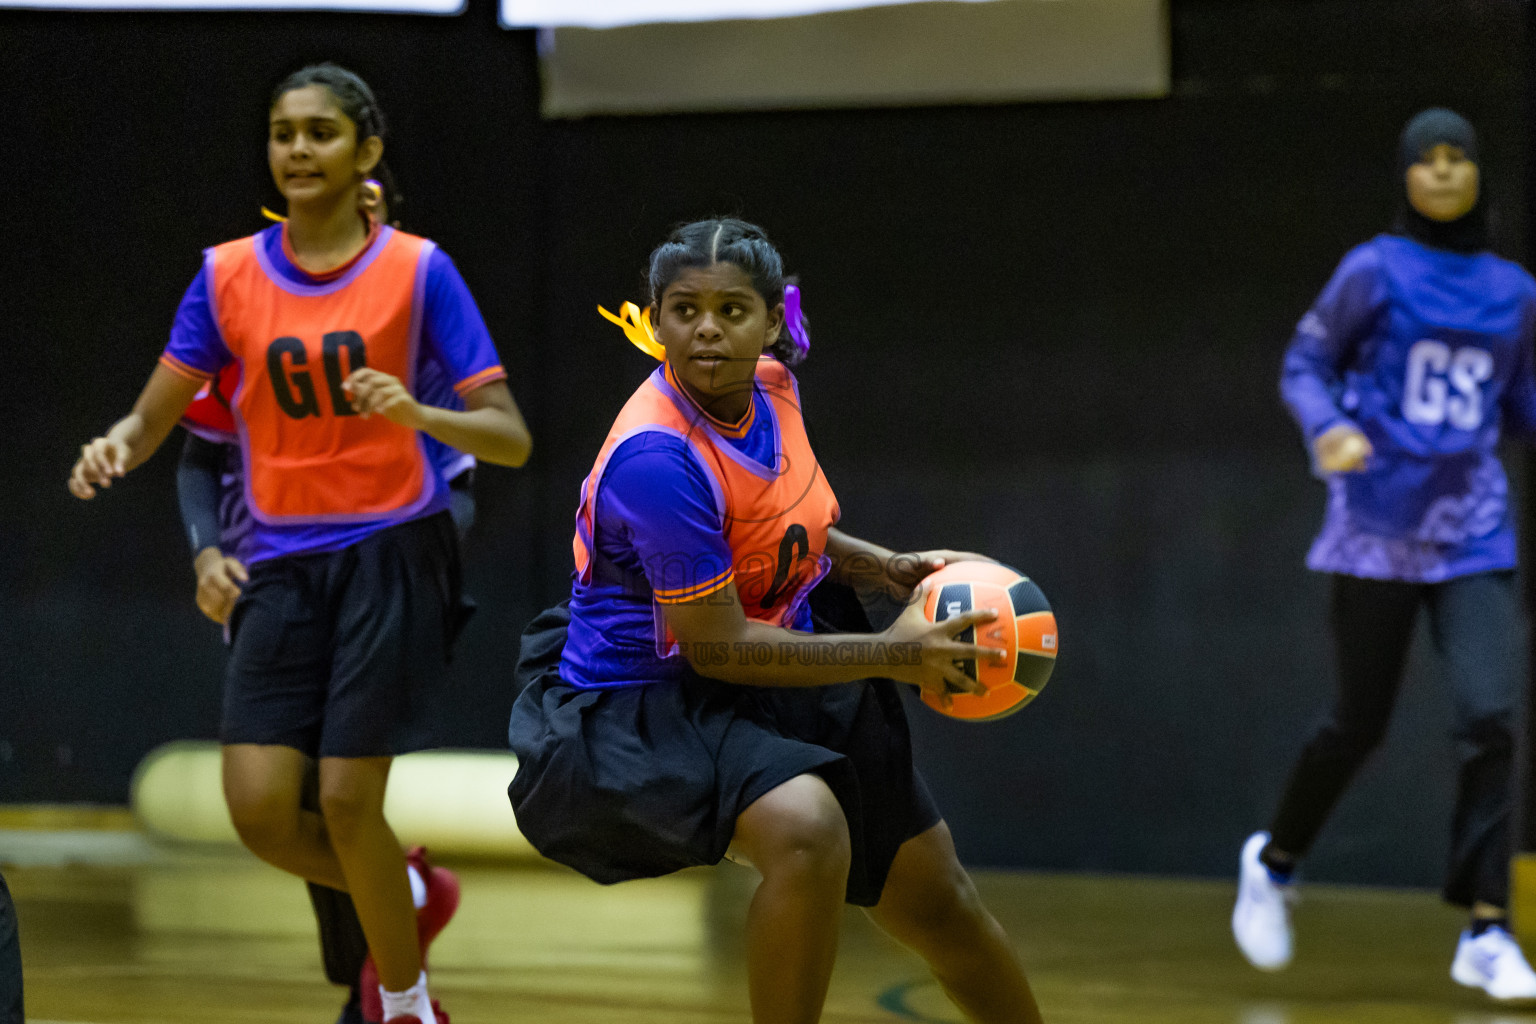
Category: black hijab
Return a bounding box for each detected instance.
[1393,107,1488,254]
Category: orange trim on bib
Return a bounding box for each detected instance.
[662,360,756,439]
[653,567,737,604]
[159,352,213,383]
[454,365,508,396]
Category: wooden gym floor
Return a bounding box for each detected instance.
[9,848,1536,1024]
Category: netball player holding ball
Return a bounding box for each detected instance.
[508,218,1043,1024]
[1232,108,1536,1001]
[70,64,531,1024]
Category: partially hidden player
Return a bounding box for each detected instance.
[1232,108,1536,1001]
[69,64,531,1024]
[507,218,1043,1024]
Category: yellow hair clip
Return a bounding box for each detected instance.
[598,301,664,361]
[261,206,287,223]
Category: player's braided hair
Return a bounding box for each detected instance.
[270,63,404,225]
[648,218,809,366]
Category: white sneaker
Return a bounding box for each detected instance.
[1232,831,1294,971]
[1452,925,1536,1001]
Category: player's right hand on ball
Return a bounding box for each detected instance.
[1313,422,1372,474]
[194,547,249,625]
[69,437,130,499]
[885,582,1005,710]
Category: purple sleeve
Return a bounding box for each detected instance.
[1279,243,1387,443]
[1502,296,1536,440]
[421,248,507,397]
[410,267,472,477]
[598,433,735,604]
[159,262,233,380]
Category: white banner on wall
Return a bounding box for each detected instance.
[0,0,463,11]
[502,0,996,29]
[529,0,1168,117]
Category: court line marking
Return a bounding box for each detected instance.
[875,979,963,1024]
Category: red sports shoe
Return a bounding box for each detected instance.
[359,849,461,1024]
[407,846,462,948]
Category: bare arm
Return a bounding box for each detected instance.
[824,526,995,601]
[68,365,206,499]
[345,371,532,468]
[824,527,899,593]
[662,578,1002,706]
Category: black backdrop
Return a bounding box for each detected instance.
[1,0,1529,885]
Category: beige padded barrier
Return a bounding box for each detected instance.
[131,741,538,859]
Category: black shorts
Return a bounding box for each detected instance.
[507,585,941,907]
[221,511,464,759]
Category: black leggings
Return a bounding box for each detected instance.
[1268,571,1524,908]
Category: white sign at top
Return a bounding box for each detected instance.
[501,0,999,29]
[0,0,463,11]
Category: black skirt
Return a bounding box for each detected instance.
[222,511,466,758]
[506,584,940,907]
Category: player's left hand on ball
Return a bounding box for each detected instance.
[343,368,422,427]
[886,581,1006,709]
[885,549,997,601]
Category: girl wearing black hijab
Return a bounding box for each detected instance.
[1232,108,1536,1001]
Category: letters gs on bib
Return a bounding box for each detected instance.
[1403,339,1494,430]
[267,331,368,419]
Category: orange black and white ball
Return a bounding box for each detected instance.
[920,560,1058,721]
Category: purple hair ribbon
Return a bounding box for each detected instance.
[598,301,665,360]
[783,284,811,359]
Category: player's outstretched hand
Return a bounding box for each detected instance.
[1314,422,1372,474]
[344,368,423,428]
[884,549,997,600]
[884,582,1005,710]
[194,547,248,625]
[69,436,130,499]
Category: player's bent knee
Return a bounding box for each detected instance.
[741,776,851,881]
[938,875,993,939]
[900,869,986,939]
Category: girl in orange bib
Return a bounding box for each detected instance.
[69,64,531,1024]
[508,219,1043,1024]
